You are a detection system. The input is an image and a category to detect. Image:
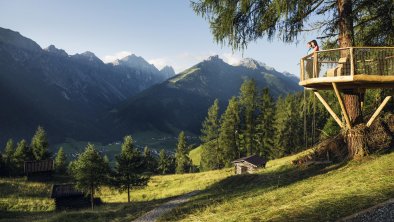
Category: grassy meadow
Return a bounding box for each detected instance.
[0,149,393,221]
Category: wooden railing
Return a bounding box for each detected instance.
[300,47,394,82]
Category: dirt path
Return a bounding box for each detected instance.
[338,198,394,222]
[132,190,200,222]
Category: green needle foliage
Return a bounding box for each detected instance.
[157,149,173,175]
[218,97,240,166]
[70,143,109,210]
[31,126,50,161]
[54,147,67,174]
[114,135,149,203]
[175,131,192,174]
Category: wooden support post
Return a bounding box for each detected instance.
[366,96,392,127]
[314,91,345,128]
[332,83,352,129]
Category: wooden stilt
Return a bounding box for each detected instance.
[332,83,352,129]
[366,96,392,127]
[314,91,345,128]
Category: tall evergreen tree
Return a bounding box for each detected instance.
[238,79,257,156]
[31,126,50,160]
[54,147,67,174]
[3,139,15,175]
[218,97,240,166]
[255,88,275,159]
[14,139,32,171]
[143,146,157,173]
[200,99,221,170]
[192,0,394,159]
[157,149,170,174]
[175,131,191,174]
[114,136,149,203]
[71,143,109,210]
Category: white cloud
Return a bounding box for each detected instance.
[102,51,131,63]
[148,58,169,70]
[221,53,242,65]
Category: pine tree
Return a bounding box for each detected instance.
[14,139,32,172]
[192,0,394,159]
[31,126,50,160]
[238,79,257,156]
[114,135,149,203]
[70,143,109,210]
[200,99,221,170]
[255,88,275,159]
[3,139,15,175]
[175,131,191,174]
[143,146,157,173]
[157,149,170,174]
[54,147,67,174]
[218,97,240,166]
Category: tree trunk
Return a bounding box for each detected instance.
[337,0,368,159]
[127,185,130,203]
[91,184,94,210]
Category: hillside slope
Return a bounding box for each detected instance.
[1,151,393,222]
[0,27,170,145]
[111,56,301,138]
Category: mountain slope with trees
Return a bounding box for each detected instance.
[0,27,173,145]
[111,55,301,138]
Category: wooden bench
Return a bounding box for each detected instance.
[327,57,348,77]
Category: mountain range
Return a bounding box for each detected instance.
[0,27,301,149]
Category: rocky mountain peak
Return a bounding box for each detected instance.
[0,27,41,52]
[44,45,68,57]
[160,66,176,78]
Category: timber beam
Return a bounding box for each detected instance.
[332,83,352,129]
[314,91,345,129]
[366,96,392,127]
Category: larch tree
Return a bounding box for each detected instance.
[192,0,393,159]
[157,149,170,174]
[200,99,221,170]
[238,79,257,156]
[114,135,149,203]
[218,97,240,166]
[13,139,32,171]
[54,147,67,174]
[71,143,109,210]
[31,126,50,160]
[255,88,275,159]
[175,131,191,173]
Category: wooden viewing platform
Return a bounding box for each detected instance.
[299,47,394,90]
[299,47,394,130]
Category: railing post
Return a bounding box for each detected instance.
[350,47,355,76]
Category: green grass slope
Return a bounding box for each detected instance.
[1,150,393,222]
[159,152,394,221]
[189,145,202,166]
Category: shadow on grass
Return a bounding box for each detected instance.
[158,162,349,221]
[0,192,199,222]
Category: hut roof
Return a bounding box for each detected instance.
[51,184,83,198]
[232,155,267,167]
[24,159,54,173]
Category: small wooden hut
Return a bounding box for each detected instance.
[51,184,101,210]
[232,155,267,174]
[24,159,54,181]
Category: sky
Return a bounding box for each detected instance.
[0,0,318,75]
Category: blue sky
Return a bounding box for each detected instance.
[0,0,318,74]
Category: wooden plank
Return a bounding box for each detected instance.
[366,96,392,127]
[314,91,344,128]
[332,83,352,129]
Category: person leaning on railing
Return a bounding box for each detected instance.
[305,40,319,79]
